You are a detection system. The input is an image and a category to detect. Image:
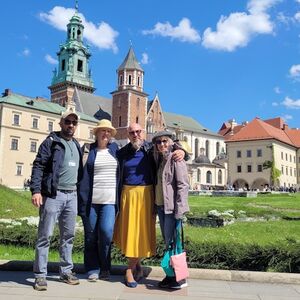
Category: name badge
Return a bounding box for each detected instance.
[69,161,76,167]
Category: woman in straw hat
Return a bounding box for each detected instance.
[78,119,119,282]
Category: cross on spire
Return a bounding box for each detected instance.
[75,0,78,13]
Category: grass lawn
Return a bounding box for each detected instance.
[0,185,300,262]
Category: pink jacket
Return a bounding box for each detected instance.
[161,153,190,219]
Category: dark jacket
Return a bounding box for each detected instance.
[30,131,83,197]
[78,141,120,217]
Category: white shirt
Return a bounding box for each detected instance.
[92,148,117,204]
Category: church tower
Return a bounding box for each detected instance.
[111,47,148,141]
[49,3,95,106]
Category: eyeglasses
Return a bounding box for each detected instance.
[156,139,168,145]
[64,119,78,126]
[129,130,142,136]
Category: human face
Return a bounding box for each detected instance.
[60,116,78,139]
[96,128,112,148]
[128,123,143,148]
[155,136,170,153]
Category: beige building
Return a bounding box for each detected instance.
[0,90,97,188]
[219,117,300,190]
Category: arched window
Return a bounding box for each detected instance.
[218,170,222,184]
[119,75,123,86]
[206,140,210,158]
[128,75,132,85]
[197,169,201,182]
[206,171,212,184]
[194,138,199,158]
[137,77,140,86]
[136,116,139,123]
[216,142,220,155]
[118,116,121,127]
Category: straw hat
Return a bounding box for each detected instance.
[93,119,117,136]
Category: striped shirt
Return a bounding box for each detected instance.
[92,148,117,205]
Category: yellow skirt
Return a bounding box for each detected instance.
[113,185,156,258]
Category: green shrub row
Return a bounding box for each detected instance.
[0,222,299,273]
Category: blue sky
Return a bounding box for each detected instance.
[1,0,300,131]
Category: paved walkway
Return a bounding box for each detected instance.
[1,270,300,300]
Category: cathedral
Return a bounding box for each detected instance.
[0,6,227,189]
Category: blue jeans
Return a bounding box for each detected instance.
[156,205,179,249]
[82,204,115,274]
[33,191,77,278]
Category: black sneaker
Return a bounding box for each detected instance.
[34,277,47,291]
[59,273,80,285]
[168,279,188,289]
[158,276,176,288]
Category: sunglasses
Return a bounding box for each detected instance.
[129,130,142,135]
[156,139,168,145]
[64,119,78,126]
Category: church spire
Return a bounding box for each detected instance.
[49,4,95,106]
[116,47,144,93]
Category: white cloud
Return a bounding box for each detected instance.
[282,97,300,109]
[294,12,300,22]
[272,102,279,106]
[19,48,30,57]
[281,114,293,121]
[289,64,300,79]
[39,6,119,53]
[202,0,279,51]
[274,86,281,94]
[45,54,58,65]
[142,18,200,43]
[141,52,149,65]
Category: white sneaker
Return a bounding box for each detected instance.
[87,273,98,282]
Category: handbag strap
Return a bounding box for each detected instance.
[173,220,184,254]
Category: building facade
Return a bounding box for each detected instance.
[219,117,300,190]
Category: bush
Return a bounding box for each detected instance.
[0,222,299,273]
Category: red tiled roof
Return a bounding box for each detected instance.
[285,128,300,147]
[264,117,284,129]
[225,117,295,146]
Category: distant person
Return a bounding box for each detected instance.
[78,120,119,282]
[30,110,83,291]
[152,131,190,289]
[113,123,186,288]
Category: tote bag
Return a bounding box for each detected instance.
[170,251,189,281]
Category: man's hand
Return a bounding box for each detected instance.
[172,149,185,162]
[32,193,43,207]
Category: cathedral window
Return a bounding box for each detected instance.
[30,141,37,153]
[128,75,132,85]
[13,114,20,126]
[11,138,19,150]
[16,164,23,176]
[206,171,212,184]
[136,116,139,123]
[137,77,140,86]
[32,118,39,129]
[77,59,83,72]
[118,116,122,127]
[62,59,65,71]
[218,170,222,184]
[48,121,53,132]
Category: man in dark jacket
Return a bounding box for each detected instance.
[30,110,83,291]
